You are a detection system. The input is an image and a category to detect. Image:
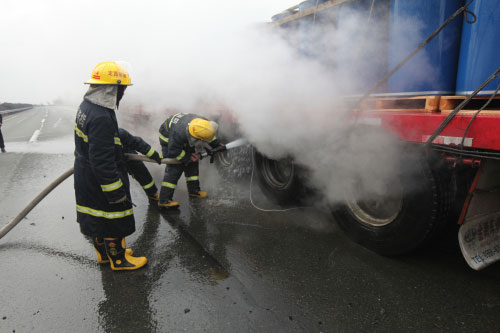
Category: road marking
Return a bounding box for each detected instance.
[29,129,41,143]
[29,116,47,143]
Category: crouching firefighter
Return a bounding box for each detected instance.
[74,61,147,271]
[119,128,162,202]
[158,113,224,209]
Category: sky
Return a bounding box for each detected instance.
[0,0,299,104]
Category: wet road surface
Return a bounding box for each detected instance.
[1,107,500,332]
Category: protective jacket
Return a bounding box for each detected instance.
[0,113,4,149]
[119,128,159,197]
[158,113,220,202]
[74,87,134,238]
[158,113,220,162]
[119,128,157,157]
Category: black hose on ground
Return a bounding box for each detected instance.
[0,167,74,240]
[0,154,181,241]
[0,140,250,241]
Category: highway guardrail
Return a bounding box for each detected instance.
[0,106,33,115]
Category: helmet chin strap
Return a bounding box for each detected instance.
[116,85,126,108]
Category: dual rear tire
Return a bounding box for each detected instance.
[331,146,452,256]
[252,133,458,255]
[214,143,253,181]
[253,151,311,206]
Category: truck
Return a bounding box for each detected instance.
[237,0,500,270]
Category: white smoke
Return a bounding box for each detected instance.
[1,0,431,204]
[120,3,416,204]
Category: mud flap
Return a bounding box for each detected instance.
[459,212,500,270]
[458,160,500,270]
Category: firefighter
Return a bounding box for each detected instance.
[74,61,147,271]
[119,127,162,202]
[158,113,224,208]
[0,113,5,153]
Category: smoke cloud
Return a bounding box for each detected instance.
[1,0,430,204]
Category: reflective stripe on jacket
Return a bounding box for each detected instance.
[74,99,135,238]
[118,128,156,156]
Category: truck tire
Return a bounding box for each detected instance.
[253,150,310,206]
[212,119,252,181]
[331,145,449,256]
[214,142,252,181]
[429,163,476,252]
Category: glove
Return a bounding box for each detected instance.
[151,150,163,165]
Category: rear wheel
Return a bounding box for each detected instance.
[253,150,310,206]
[332,144,451,256]
[429,162,476,252]
[213,121,252,181]
[214,142,252,181]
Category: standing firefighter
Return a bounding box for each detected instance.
[119,127,162,202]
[74,61,147,271]
[158,113,224,208]
[0,113,5,153]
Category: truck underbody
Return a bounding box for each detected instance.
[249,91,500,265]
[216,0,500,269]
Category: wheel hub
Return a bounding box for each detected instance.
[345,179,403,227]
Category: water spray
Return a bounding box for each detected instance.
[224,138,248,150]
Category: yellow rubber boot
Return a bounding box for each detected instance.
[158,200,180,209]
[189,191,208,198]
[93,237,132,264]
[104,238,147,271]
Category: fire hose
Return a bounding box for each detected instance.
[0,139,246,240]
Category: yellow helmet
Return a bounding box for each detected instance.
[188,118,217,141]
[85,61,132,85]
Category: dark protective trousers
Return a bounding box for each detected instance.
[159,145,200,202]
[126,159,158,197]
[0,128,4,149]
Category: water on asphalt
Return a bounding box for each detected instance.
[1,107,500,332]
